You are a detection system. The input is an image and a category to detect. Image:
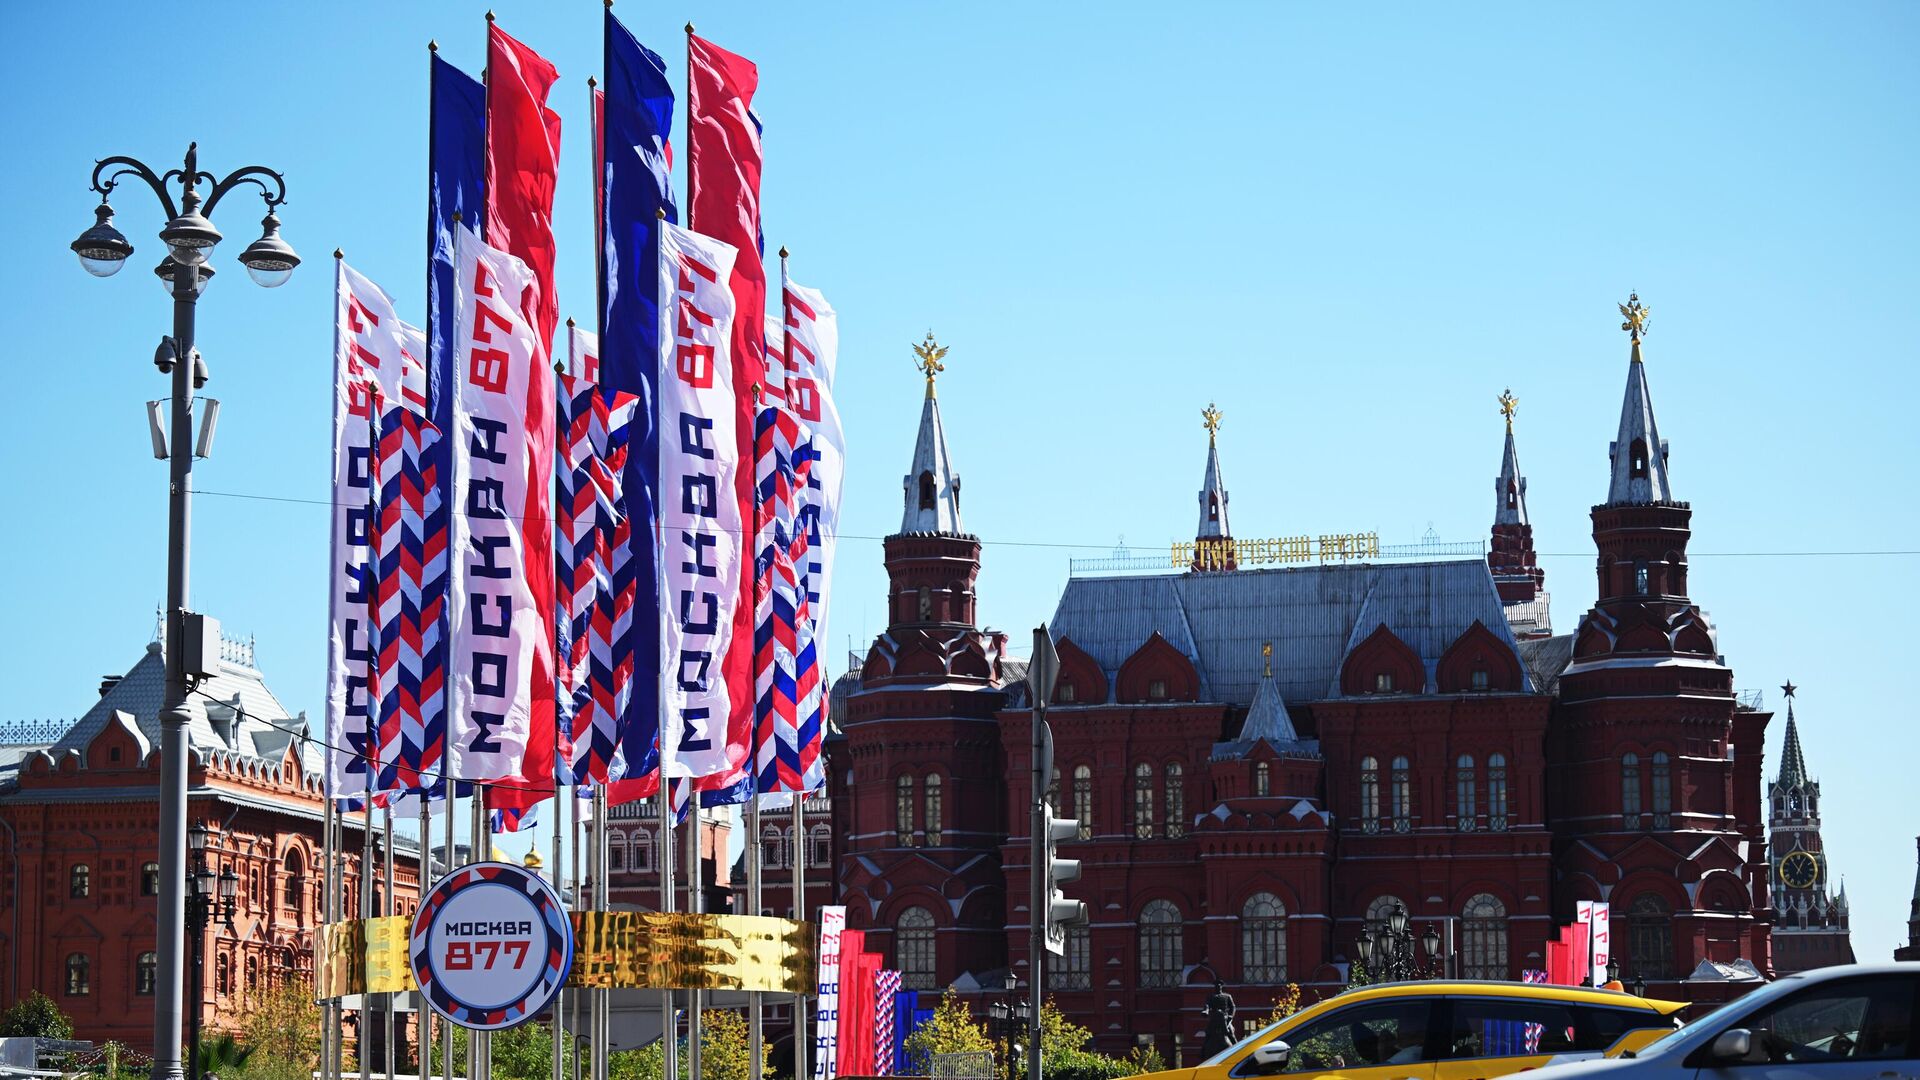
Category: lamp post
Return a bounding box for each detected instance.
[1358,904,1443,983]
[185,825,239,1080]
[71,144,296,1080]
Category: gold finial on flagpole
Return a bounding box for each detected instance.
[912,331,948,399]
[1498,388,1518,433]
[1201,402,1223,444]
[778,246,789,259]
[485,10,495,23]
[656,208,667,220]
[428,39,438,53]
[685,21,695,33]
[588,75,597,88]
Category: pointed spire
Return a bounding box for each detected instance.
[1606,293,1675,505]
[1909,837,1920,922]
[1197,402,1230,540]
[1777,680,1810,789]
[1236,642,1298,745]
[900,332,963,534]
[1495,388,1528,527]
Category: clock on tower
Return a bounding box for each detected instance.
[1779,849,1819,891]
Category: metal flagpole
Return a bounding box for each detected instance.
[569,795,582,1080]
[439,786,454,1080]
[321,796,336,1080]
[792,796,808,1080]
[383,809,395,1080]
[468,801,485,1080]
[417,797,432,1080]
[361,805,374,1080]
[686,812,702,1078]
[591,789,609,1080]
[655,781,676,1080]
[745,791,762,1080]
[551,778,565,1080]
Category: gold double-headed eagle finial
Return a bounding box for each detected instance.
[1262,641,1274,679]
[1619,291,1650,342]
[1202,402,1223,443]
[1498,388,1518,433]
[912,330,948,399]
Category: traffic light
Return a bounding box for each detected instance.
[1043,807,1086,955]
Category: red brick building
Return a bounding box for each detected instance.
[1765,685,1854,973]
[830,311,1778,1059]
[0,633,422,1053]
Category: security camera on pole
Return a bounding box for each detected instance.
[1027,626,1088,1080]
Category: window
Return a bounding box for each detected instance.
[1073,765,1094,840]
[917,587,931,620]
[1447,998,1580,1059]
[895,906,937,990]
[1049,924,1091,990]
[70,864,90,899]
[1487,754,1509,832]
[1471,667,1489,691]
[1359,756,1381,833]
[1056,681,1077,704]
[144,861,163,898]
[136,952,157,996]
[810,824,832,867]
[1374,672,1395,693]
[246,955,259,993]
[924,774,944,845]
[250,868,261,906]
[1732,975,1918,1065]
[895,775,916,846]
[1627,893,1672,979]
[1460,894,1509,980]
[1456,754,1477,831]
[1254,761,1270,797]
[633,830,653,872]
[1256,1002,1432,1074]
[1391,756,1412,832]
[1629,438,1648,478]
[1148,679,1168,700]
[1633,559,1649,595]
[1650,751,1671,829]
[1138,900,1183,988]
[1046,768,1061,816]
[65,953,89,996]
[917,471,935,511]
[1165,762,1186,839]
[1240,893,1287,984]
[1366,895,1409,927]
[609,843,625,872]
[1133,763,1155,839]
[1622,753,1642,828]
[763,825,787,870]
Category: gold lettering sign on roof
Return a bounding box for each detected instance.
[912,330,948,398]
[1170,532,1378,570]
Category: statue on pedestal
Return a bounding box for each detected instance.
[1202,978,1237,1058]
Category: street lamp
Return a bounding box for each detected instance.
[184,826,237,1080]
[73,142,295,1080]
[1358,904,1443,983]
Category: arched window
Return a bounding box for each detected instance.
[1629,438,1648,478]
[1622,753,1642,828]
[1455,754,1477,831]
[1506,481,1518,511]
[217,952,232,996]
[1138,900,1183,988]
[1073,765,1094,840]
[1487,753,1510,831]
[1164,762,1187,839]
[1240,893,1287,984]
[136,952,157,996]
[246,955,259,993]
[895,775,916,846]
[1359,756,1381,833]
[810,824,832,868]
[895,906,937,990]
[1048,924,1091,990]
[1391,756,1412,832]
[1628,893,1673,979]
[1461,894,1509,980]
[632,829,653,872]
[1650,751,1671,829]
[917,471,936,511]
[1254,761,1270,797]
[65,953,89,996]
[609,842,625,872]
[70,864,90,899]
[281,851,303,906]
[144,861,163,898]
[1046,767,1061,816]
[762,824,787,870]
[924,774,944,846]
[1133,763,1155,839]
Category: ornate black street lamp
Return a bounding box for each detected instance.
[184,825,238,1080]
[71,144,294,1080]
[989,974,1023,1079]
[1358,903,1442,983]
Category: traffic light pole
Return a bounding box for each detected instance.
[1028,689,1045,1080]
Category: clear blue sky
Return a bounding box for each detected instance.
[6,2,1916,958]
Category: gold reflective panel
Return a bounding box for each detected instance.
[318,917,418,998]
[569,912,814,993]
[364,915,416,994]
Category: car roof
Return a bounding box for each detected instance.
[1328,980,1687,1015]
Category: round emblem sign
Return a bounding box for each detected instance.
[409,861,573,1030]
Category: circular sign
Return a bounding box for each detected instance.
[409,861,573,1030]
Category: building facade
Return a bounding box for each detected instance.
[1764,684,1854,973]
[830,307,1778,1059]
[0,633,422,1053]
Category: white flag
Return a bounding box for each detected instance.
[782,275,842,793]
[447,225,555,783]
[655,222,742,780]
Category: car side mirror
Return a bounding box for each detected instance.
[1249,1040,1291,1072]
[1710,1028,1764,1063]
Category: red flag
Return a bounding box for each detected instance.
[687,32,763,786]
[484,20,561,823]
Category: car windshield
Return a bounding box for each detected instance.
[1634,979,1800,1056]
[1199,1019,1286,1067]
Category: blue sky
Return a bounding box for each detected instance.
[5,2,1916,958]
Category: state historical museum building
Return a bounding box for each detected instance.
[827,304,1779,1058]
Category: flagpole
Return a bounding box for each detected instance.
[320,796,335,1080]
[569,789,582,1080]
[655,778,675,1080]
[361,803,374,1080]
[383,807,395,1080]
[467,800,485,1080]
[685,807,702,1078]
[592,789,609,1080]
[780,245,811,1080]
[439,783,454,1080]
[745,789,762,1080]
[417,796,432,1080]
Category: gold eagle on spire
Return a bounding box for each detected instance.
[1202,402,1223,442]
[912,330,948,397]
[1619,292,1650,340]
[1498,388,1518,432]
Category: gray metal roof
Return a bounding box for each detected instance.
[1048,559,1532,705]
[1495,427,1529,527]
[1606,338,1675,505]
[899,388,964,534]
[1517,634,1575,697]
[1197,439,1229,540]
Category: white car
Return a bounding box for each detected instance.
[1537,962,1920,1079]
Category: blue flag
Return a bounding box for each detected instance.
[602,11,676,782]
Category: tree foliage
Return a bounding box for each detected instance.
[904,988,995,1075]
[238,978,322,1069]
[0,991,73,1039]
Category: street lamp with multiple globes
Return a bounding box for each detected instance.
[1357,903,1443,983]
[71,143,296,1080]
[184,824,238,1080]
[987,974,1025,1080]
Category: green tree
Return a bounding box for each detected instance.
[0,991,73,1039]
[904,988,995,1075]
[196,1032,255,1076]
[238,977,322,1069]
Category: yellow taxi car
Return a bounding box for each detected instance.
[1141,980,1688,1080]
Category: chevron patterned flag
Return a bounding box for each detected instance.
[372,390,433,796]
[751,361,804,794]
[556,362,593,783]
[873,969,902,1077]
[780,274,842,792]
